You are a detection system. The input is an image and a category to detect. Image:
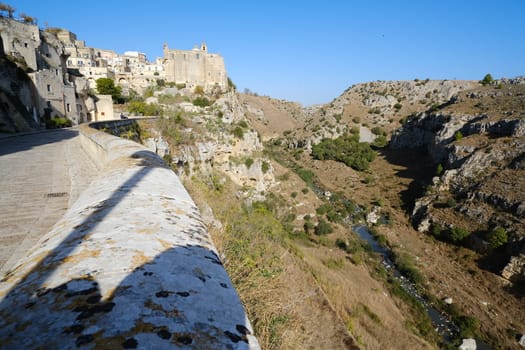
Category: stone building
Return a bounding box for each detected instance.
[0,17,88,126]
[162,43,227,91]
[56,29,114,89]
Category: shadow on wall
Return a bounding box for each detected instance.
[0,245,255,349]
[0,149,257,349]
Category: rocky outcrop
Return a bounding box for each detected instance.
[143,92,277,201]
[392,82,525,283]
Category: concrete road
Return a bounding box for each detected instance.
[0,129,97,275]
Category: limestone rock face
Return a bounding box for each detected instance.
[501,254,525,283]
[459,338,477,350]
[153,92,276,202]
[394,81,525,283]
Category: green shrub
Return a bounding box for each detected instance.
[238,120,249,128]
[455,315,479,338]
[245,158,254,168]
[296,168,314,185]
[436,163,443,176]
[372,135,388,148]
[486,226,508,249]
[232,126,244,139]
[316,203,331,216]
[454,130,463,141]
[480,73,494,86]
[312,133,376,171]
[192,96,212,107]
[430,223,442,237]
[46,116,72,129]
[128,101,163,116]
[304,221,315,234]
[261,161,270,174]
[315,219,333,235]
[335,238,348,251]
[450,227,470,243]
[371,126,384,135]
[392,251,425,285]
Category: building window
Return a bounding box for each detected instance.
[24,42,28,48]
[46,84,51,92]
[196,54,200,59]
[66,103,70,112]
[55,69,59,75]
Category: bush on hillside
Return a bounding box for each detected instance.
[312,133,376,171]
[486,226,508,249]
[192,96,212,107]
[314,219,333,235]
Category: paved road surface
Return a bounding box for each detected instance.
[0,129,97,275]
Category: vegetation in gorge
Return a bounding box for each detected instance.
[311,133,376,171]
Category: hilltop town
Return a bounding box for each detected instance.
[0,13,226,132]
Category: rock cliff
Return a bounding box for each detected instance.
[391,79,525,283]
[142,90,277,201]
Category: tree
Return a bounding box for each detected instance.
[450,227,470,243]
[0,3,15,18]
[480,73,494,86]
[95,77,122,103]
[20,13,36,24]
[0,3,8,17]
[486,227,508,249]
[315,219,333,235]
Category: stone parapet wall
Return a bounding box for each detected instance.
[0,123,259,349]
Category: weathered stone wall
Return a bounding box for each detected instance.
[0,124,259,349]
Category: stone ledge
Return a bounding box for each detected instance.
[0,123,260,349]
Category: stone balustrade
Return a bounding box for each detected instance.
[0,122,259,349]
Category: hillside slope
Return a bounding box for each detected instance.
[240,77,525,349]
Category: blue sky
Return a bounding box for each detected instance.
[9,0,525,106]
